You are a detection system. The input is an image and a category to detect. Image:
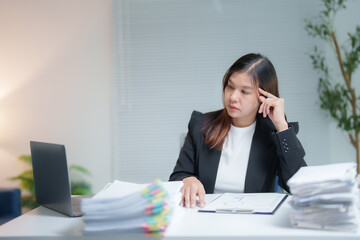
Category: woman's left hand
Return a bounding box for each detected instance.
[258,88,288,132]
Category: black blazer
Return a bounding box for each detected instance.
[169,110,307,193]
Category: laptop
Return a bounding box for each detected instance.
[30,141,91,217]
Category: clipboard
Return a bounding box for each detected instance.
[198,193,288,214]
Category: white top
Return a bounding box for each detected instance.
[214,121,256,193]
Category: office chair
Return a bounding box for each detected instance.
[0,188,21,225]
[274,176,283,193]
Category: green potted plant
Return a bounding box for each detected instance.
[305,0,360,176]
[9,155,92,211]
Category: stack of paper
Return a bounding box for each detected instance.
[81,179,183,236]
[287,162,359,231]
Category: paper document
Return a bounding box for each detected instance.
[93,180,183,200]
[81,180,184,236]
[287,162,359,232]
[199,193,287,214]
[287,162,356,186]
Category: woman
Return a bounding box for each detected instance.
[169,53,307,208]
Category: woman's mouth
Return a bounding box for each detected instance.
[229,106,238,111]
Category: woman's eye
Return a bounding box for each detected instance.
[242,90,249,94]
[227,85,234,89]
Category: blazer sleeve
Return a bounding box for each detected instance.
[169,111,202,181]
[272,122,307,193]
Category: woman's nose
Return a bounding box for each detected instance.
[230,90,239,102]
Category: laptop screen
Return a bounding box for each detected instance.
[30,141,74,216]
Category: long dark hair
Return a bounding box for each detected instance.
[203,53,279,150]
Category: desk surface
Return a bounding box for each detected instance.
[0,195,359,239]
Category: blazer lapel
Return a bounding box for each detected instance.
[198,143,221,194]
[244,115,275,193]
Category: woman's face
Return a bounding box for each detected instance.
[224,72,260,127]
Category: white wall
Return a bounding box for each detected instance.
[0,0,113,192]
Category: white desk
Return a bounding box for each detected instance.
[0,195,359,239]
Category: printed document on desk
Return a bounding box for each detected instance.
[199,193,288,214]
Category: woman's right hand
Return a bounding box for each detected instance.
[181,176,206,208]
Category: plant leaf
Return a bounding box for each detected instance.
[18,155,32,164]
[69,164,91,176]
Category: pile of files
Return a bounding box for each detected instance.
[81,179,182,236]
[287,162,359,231]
